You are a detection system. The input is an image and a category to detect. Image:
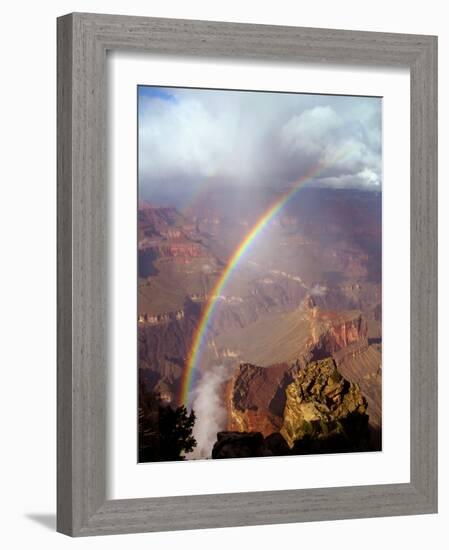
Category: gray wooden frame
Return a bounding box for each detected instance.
[57,12,438,537]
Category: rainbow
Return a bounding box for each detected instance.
[180,150,349,407]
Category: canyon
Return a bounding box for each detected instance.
[138,187,382,458]
[225,300,381,447]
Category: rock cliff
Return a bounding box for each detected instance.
[280,357,368,448]
[214,358,370,459]
[226,362,291,436]
[138,299,202,406]
[307,304,368,359]
[225,302,372,435]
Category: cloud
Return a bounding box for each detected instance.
[280,105,343,156]
[138,87,382,197]
[358,167,381,186]
[139,97,235,179]
[187,365,233,459]
[309,284,328,297]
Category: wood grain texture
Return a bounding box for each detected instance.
[57,13,74,536]
[57,12,438,536]
[409,36,438,508]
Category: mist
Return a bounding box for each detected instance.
[310,284,328,297]
[188,365,233,459]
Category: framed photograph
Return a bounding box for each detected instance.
[57,13,437,536]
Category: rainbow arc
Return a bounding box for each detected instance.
[180,149,349,407]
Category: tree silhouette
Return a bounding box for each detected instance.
[139,383,197,462]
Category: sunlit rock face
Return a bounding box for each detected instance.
[224,304,372,439]
[280,357,368,448]
[213,358,370,459]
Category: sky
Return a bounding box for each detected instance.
[138,86,382,202]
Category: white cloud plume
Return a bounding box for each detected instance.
[188,365,233,459]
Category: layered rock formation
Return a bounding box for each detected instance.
[214,358,370,459]
[336,346,382,439]
[138,299,202,406]
[140,242,205,260]
[227,362,291,436]
[225,299,375,433]
[138,203,183,239]
[307,301,369,358]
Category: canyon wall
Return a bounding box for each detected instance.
[226,305,380,447]
[213,357,371,459]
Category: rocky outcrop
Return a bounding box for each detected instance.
[280,358,369,448]
[212,432,266,459]
[138,204,183,238]
[228,407,284,438]
[212,431,293,458]
[138,204,208,270]
[232,363,290,414]
[224,302,371,436]
[214,358,370,459]
[228,362,291,436]
[307,305,369,358]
